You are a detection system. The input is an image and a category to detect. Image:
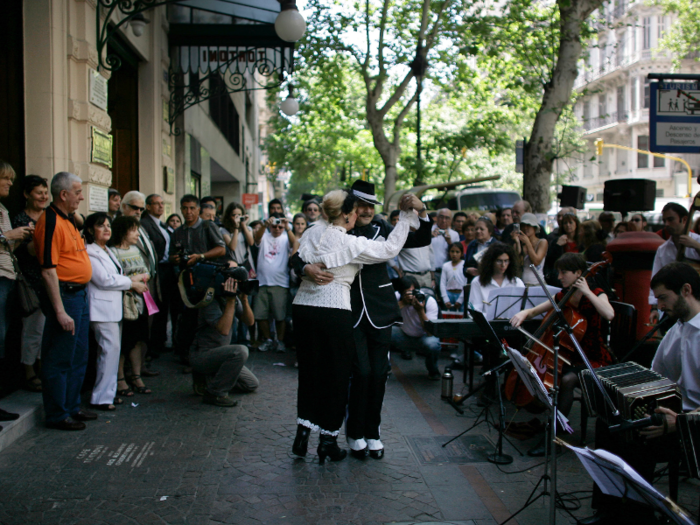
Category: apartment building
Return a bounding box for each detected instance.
[568,0,700,211]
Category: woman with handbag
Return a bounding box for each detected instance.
[109,216,153,395]
[85,213,148,410]
[0,162,35,371]
[12,175,50,392]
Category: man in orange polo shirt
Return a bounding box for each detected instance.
[34,172,94,431]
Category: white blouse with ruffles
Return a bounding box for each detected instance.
[293,210,420,311]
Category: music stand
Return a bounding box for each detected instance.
[561,440,695,525]
[464,309,524,464]
[486,285,561,321]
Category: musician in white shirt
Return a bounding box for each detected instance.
[468,243,523,318]
[579,262,700,525]
[648,203,700,323]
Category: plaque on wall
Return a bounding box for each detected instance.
[164,166,175,194]
[89,185,109,212]
[91,127,113,168]
[89,69,108,111]
[164,202,173,218]
[163,138,172,158]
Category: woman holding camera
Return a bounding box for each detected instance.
[109,216,152,396]
[291,190,418,463]
[85,213,148,409]
[221,202,254,270]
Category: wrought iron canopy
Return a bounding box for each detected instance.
[95,1,298,135]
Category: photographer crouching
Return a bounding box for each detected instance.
[189,271,259,407]
[391,276,442,379]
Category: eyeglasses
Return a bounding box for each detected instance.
[127,204,145,212]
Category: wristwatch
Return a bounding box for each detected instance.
[199,254,206,261]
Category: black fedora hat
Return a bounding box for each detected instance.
[351,180,382,206]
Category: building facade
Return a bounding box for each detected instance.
[568,0,700,212]
[0,0,291,222]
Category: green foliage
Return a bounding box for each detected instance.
[653,0,700,67]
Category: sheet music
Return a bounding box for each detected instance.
[562,442,695,525]
[486,285,561,320]
[504,346,572,433]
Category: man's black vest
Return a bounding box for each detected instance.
[348,216,432,329]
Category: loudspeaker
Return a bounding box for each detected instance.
[558,185,586,209]
[604,179,656,212]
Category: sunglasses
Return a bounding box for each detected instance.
[127,204,145,212]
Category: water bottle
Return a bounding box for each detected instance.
[441,367,454,399]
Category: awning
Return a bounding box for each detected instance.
[172,0,281,25]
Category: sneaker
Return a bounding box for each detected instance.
[258,339,276,352]
[276,341,286,353]
[203,392,238,407]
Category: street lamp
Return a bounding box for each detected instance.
[410,43,429,186]
[129,13,149,38]
[275,0,307,42]
[280,85,299,116]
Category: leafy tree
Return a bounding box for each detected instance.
[654,0,700,67]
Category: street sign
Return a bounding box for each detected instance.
[650,82,700,154]
[242,193,259,208]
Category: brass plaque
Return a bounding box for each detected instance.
[91,127,113,168]
[164,166,175,195]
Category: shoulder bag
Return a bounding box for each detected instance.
[0,230,40,316]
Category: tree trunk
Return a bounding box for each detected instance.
[367,103,400,208]
[523,0,603,213]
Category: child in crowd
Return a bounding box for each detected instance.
[440,243,466,311]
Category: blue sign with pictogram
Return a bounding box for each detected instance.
[650,82,700,154]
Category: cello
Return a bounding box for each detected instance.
[504,253,612,411]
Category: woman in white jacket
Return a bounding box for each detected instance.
[84,213,148,410]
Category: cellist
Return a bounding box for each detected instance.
[510,253,615,456]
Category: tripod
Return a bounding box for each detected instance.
[499,331,564,524]
[443,359,522,463]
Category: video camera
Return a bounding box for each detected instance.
[178,260,259,308]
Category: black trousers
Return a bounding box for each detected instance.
[346,315,391,441]
[294,305,355,434]
[150,263,175,353]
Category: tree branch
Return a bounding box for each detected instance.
[392,89,419,146]
[377,0,390,75]
[378,69,415,116]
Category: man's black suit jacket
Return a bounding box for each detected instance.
[140,214,170,262]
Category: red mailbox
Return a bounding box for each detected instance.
[605,232,664,339]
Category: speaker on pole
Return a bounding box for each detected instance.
[603,179,656,213]
[558,185,586,209]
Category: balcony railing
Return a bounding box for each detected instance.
[582,111,628,131]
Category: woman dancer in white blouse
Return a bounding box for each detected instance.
[292,190,418,463]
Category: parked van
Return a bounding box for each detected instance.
[384,176,518,212]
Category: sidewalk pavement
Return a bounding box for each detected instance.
[0,348,697,525]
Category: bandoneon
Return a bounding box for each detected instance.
[579,362,682,440]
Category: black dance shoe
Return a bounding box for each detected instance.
[318,435,347,464]
[292,425,311,457]
[350,447,369,459]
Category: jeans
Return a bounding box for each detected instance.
[0,277,14,359]
[41,289,90,423]
[190,344,259,397]
[446,290,463,312]
[391,325,442,375]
